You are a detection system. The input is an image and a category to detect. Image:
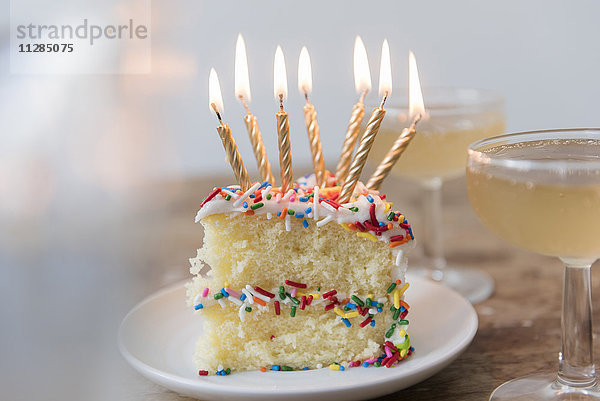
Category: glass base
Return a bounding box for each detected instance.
[490,373,600,400]
[410,265,494,304]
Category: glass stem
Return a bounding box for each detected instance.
[558,259,596,387]
[421,177,446,281]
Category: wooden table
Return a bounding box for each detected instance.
[38,172,598,401]
[9,168,599,401]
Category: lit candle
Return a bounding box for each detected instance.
[298,46,326,187]
[335,36,372,184]
[235,34,275,184]
[274,46,293,193]
[367,51,425,190]
[339,39,392,203]
[208,68,251,191]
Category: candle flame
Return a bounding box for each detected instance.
[409,51,425,117]
[274,45,288,100]
[353,36,371,94]
[234,33,251,102]
[378,39,392,98]
[209,67,224,115]
[297,46,312,95]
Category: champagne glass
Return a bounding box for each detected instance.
[467,128,600,400]
[367,87,505,303]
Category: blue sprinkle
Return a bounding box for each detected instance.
[370,320,376,327]
[341,318,351,327]
[295,213,304,218]
[408,226,414,237]
[299,196,309,202]
[340,366,345,371]
[259,181,269,189]
[400,307,406,313]
[377,357,384,362]
[362,362,369,368]
[240,293,247,301]
[302,219,309,228]
[366,195,374,203]
[345,302,357,309]
[305,207,312,214]
[249,194,255,198]
[272,365,281,371]
[276,212,281,217]
[194,303,203,310]
[303,367,309,371]
[379,222,385,227]
[242,201,248,208]
[220,288,229,297]
[409,346,415,352]
[377,307,383,313]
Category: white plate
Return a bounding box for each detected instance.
[119,273,478,401]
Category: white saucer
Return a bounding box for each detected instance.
[119,273,478,401]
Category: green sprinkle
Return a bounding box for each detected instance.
[393,308,401,320]
[281,365,293,371]
[386,283,397,293]
[377,303,384,308]
[368,313,374,318]
[374,362,381,367]
[287,293,300,305]
[250,202,264,210]
[225,368,231,375]
[287,209,295,215]
[245,306,252,312]
[307,192,314,198]
[387,211,395,221]
[266,193,272,200]
[385,327,395,338]
[225,194,231,201]
[390,305,396,311]
[344,306,350,311]
[366,298,372,307]
[350,207,359,212]
[214,293,224,300]
[317,286,321,291]
[290,306,297,317]
[351,295,364,307]
[398,319,409,325]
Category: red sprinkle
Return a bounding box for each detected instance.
[254,286,275,298]
[400,310,408,320]
[360,306,369,316]
[199,188,221,208]
[300,295,307,310]
[380,194,386,200]
[320,197,341,209]
[254,194,263,203]
[198,370,209,376]
[285,280,307,289]
[390,234,405,242]
[360,317,372,327]
[270,335,276,341]
[385,351,400,368]
[381,356,390,366]
[324,302,336,311]
[306,295,313,305]
[354,222,366,232]
[384,341,398,352]
[322,289,337,299]
[274,300,281,315]
[400,223,410,229]
[369,203,378,225]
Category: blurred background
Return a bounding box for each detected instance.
[1,0,600,399]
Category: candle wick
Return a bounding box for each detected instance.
[279,94,284,112]
[239,96,250,114]
[359,89,367,104]
[379,91,389,109]
[210,103,223,123]
[304,91,310,104]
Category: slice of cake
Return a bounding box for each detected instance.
[186,173,415,375]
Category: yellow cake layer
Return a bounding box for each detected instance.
[194,305,392,372]
[189,213,401,298]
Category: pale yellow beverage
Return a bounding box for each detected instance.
[467,139,600,259]
[370,115,505,181]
